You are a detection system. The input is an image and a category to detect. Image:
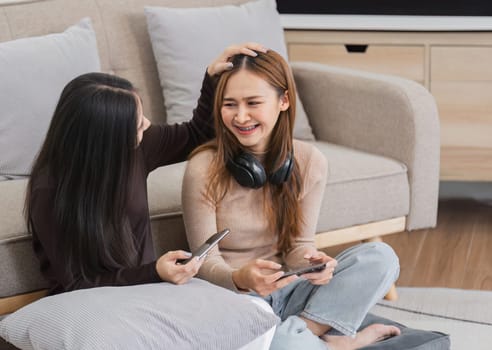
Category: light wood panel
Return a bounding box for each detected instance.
[314,217,406,248]
[0,290,47,316]
[440,147,492,181]
[431,46,492,81]
[288,44,424,83]
[440,121,492,148]
[432,82,492,123]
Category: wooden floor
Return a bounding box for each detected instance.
[322,199,492,291]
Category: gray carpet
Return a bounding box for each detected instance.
[370,287,492,350]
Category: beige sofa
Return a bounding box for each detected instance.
[0,0,440,322]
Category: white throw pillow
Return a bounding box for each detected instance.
[0,18,100,178]
[0,279,279,350]
[144,0,315,140]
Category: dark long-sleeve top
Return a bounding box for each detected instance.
[29,73,216,295]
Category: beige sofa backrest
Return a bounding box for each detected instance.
[0,0,246,123]
[0,0,253,311]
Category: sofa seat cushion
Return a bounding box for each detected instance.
[147,162,187,218]
[0,179,28,242]
[312,141,410,232]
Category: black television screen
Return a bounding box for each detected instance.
[276,0,492,16]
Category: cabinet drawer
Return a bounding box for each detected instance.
[441,147,492,181]
[288,44,425,83]
[431,46,492,81]
[433,81,492,150]
[432,81,492,123]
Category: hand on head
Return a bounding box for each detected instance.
[207,42,268,76]
[232,259,298,296]
[155,250,204,284]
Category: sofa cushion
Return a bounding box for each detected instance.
[144,0,315,140]
[0,279,279,350]
[313,141,410,231]
[0,18,100,178]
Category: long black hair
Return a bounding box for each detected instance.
[25,72,140,282]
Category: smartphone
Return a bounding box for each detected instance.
[177,228,230,264]
[277,262,327,280]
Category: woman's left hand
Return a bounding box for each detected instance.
[300,251,338,285]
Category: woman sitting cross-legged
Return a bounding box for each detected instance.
[182,49,401,350]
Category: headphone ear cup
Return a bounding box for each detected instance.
[269,152,294,186]
[226,153,267,189]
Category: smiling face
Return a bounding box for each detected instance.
[220,69,289,154]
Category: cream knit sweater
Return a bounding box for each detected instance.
[182,140,328,291]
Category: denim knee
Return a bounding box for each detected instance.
[365,242,400,281]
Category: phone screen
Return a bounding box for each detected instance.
[277,262,327,280]
[177,228,230,264]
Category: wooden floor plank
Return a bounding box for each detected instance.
[320,199,492,291]
[383,229,428,286]
[409,200,471,288]
[462,201,492,289]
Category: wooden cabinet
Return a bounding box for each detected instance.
[430,46,492,180]
[288,44,425,84]
[285,30,492,181]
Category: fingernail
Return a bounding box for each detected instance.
[184,252,192,257]
[227,62,233,69]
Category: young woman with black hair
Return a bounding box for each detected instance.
[25,43,267,295]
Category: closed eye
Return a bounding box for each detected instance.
[248,101,262,106]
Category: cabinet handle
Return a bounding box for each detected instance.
[345,44,368,53]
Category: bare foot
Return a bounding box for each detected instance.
[321,324,400,350]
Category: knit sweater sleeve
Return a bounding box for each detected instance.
[181,151,241,292]
[283,142,328,268]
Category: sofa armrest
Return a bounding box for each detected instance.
[291,62,440,230]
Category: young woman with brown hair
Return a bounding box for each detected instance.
[182,50,401,349]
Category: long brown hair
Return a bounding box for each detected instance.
[191,50,302,253]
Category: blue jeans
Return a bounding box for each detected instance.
[264,242,400,350]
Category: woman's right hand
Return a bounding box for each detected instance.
[232,259,298,296]
[155,250,203,284]
[207,42,268,76]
